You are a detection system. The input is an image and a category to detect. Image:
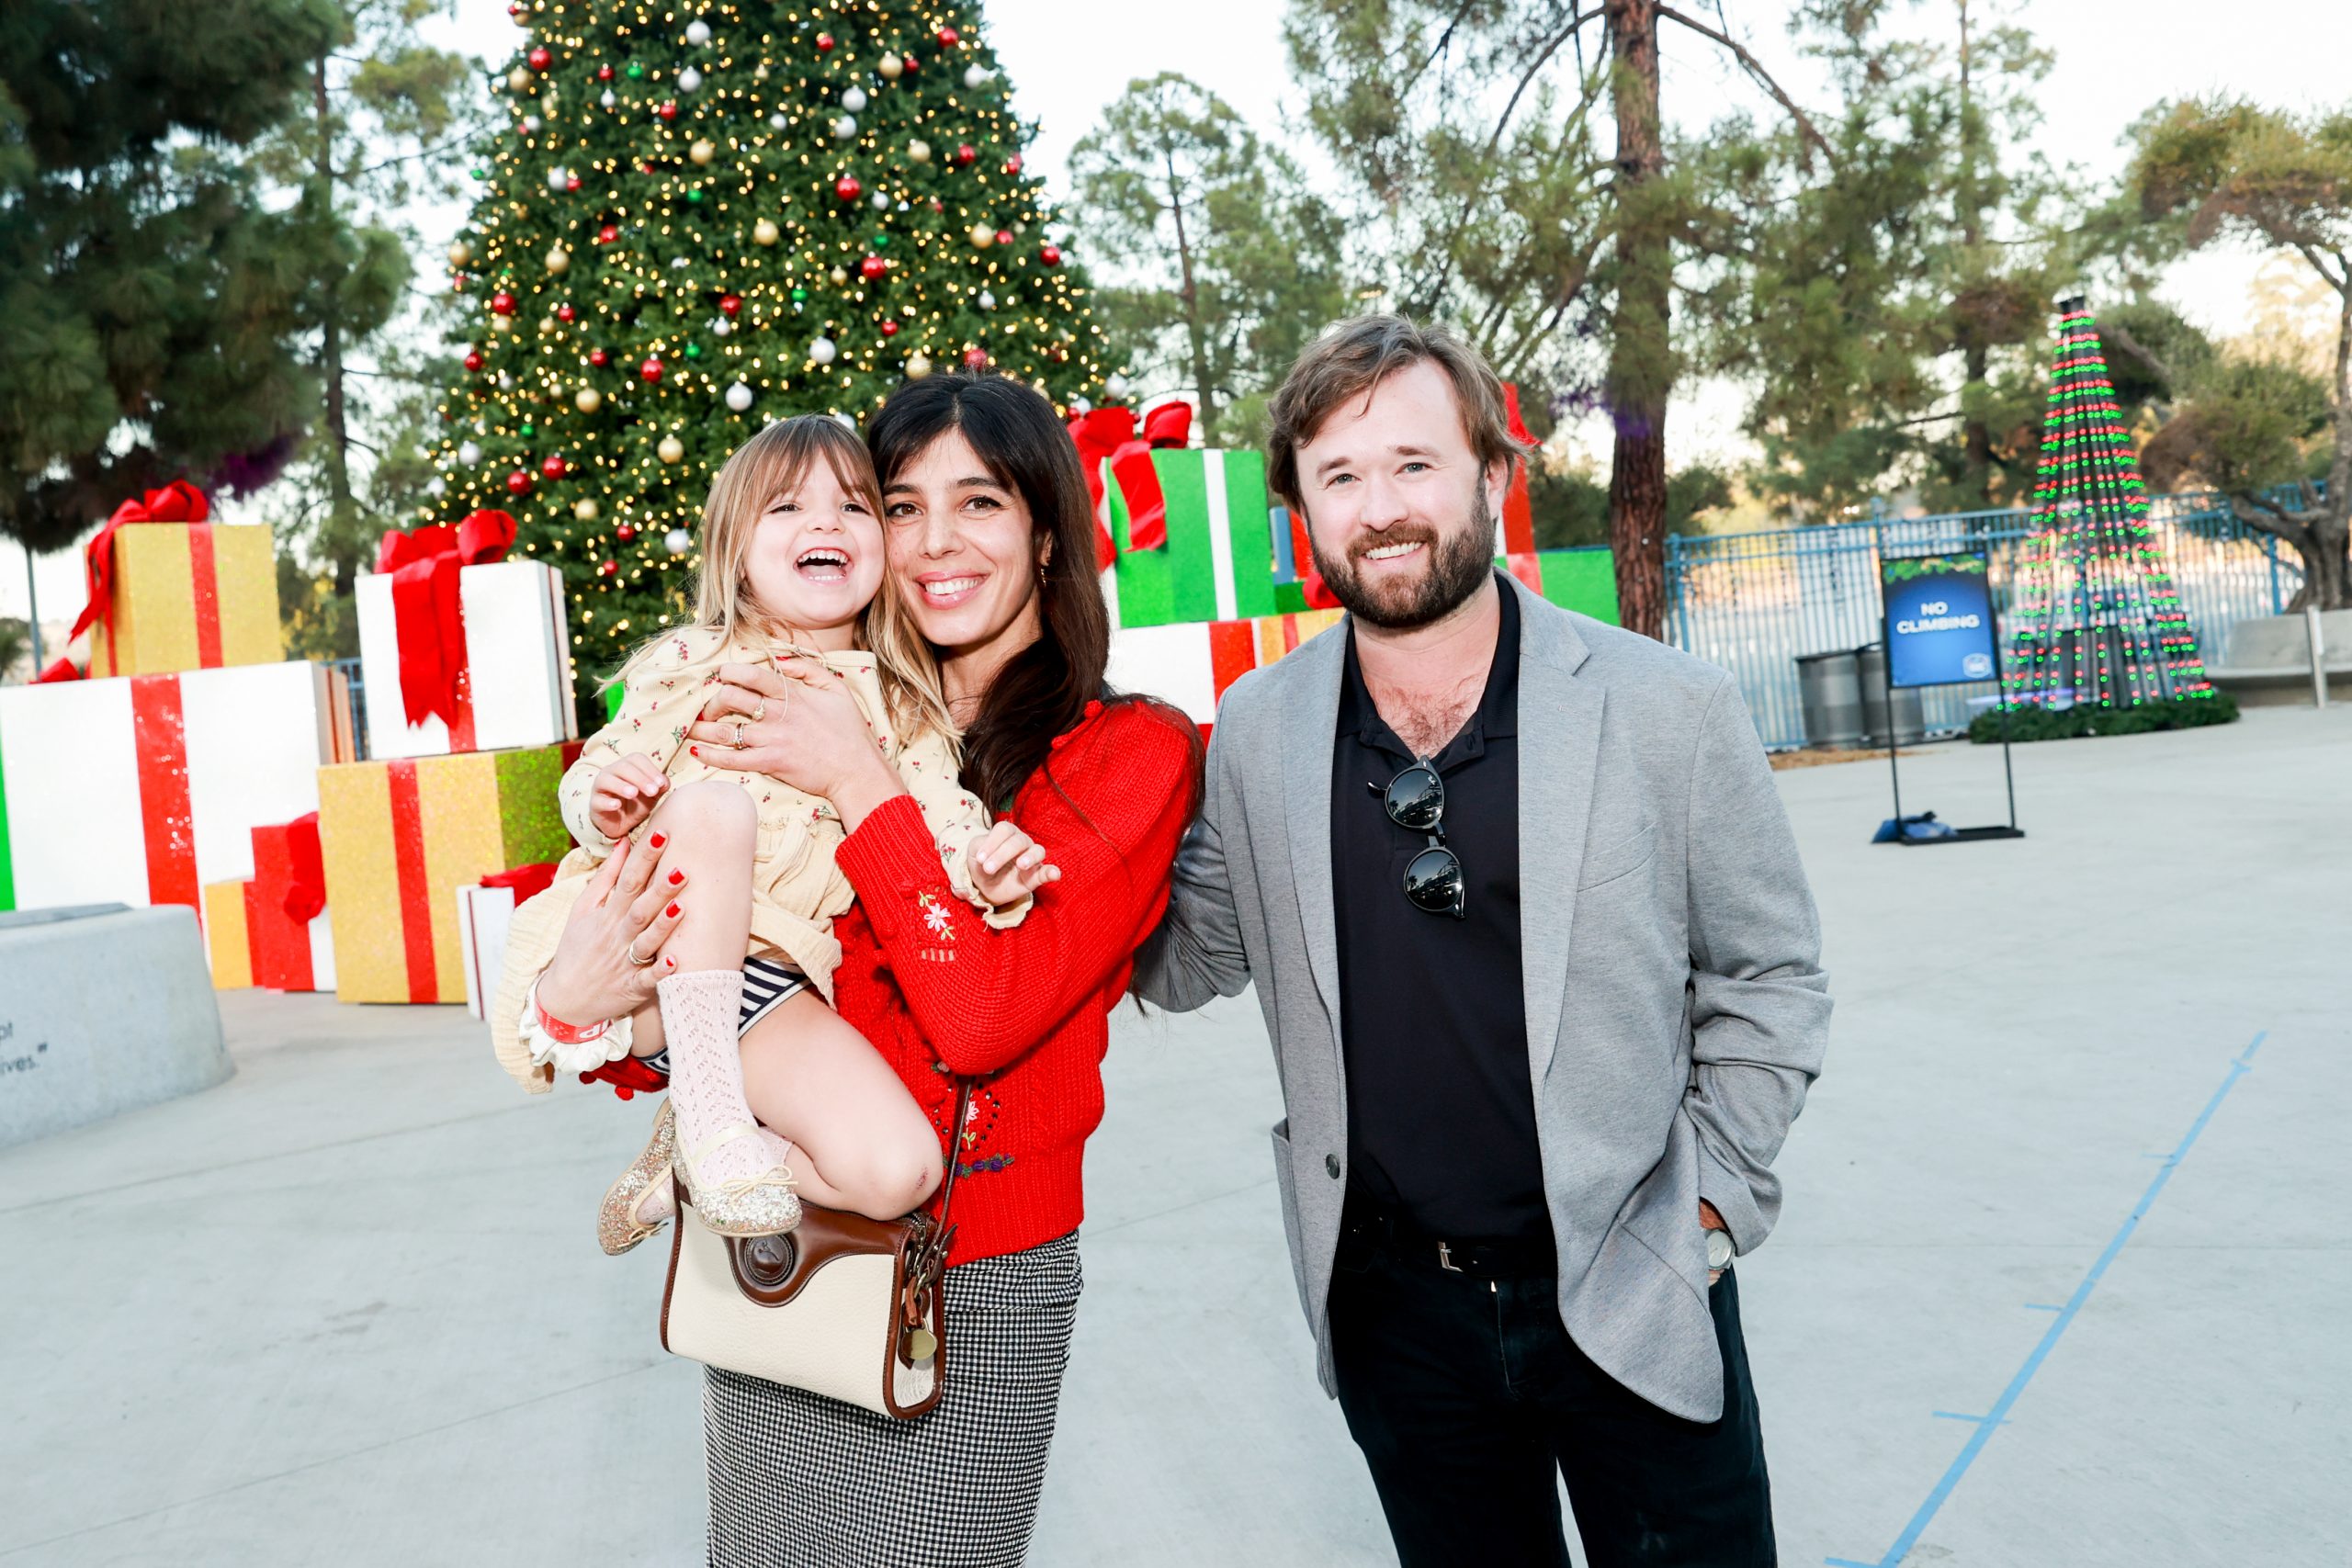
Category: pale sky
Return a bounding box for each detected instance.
[9,0,2346,623]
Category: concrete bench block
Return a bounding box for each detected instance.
[0,905,232,1149]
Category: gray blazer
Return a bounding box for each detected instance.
[1133,576,1831,1421]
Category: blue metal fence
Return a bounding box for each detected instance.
[1662,491,2306,750]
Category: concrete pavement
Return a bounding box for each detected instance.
[1,703,2346,1566]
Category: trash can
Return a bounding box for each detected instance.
[1795,649,1865,749]
[1855,642,1927,746]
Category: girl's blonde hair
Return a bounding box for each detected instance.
[615,416,954,748]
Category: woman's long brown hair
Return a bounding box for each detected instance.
[867,373,1202,818]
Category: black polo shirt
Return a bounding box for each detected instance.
[1330,576,1546,1242]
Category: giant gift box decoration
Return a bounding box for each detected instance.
[1072,405,1279,629]
[456,863,558,1021]
[317,747,573,1004]
[203,880,256,990]
[356,511,579,760]
[248,814,336,992]
[54,480,283,680]
[0,661,350,914]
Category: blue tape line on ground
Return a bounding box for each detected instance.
[1827,1031,2265,1568]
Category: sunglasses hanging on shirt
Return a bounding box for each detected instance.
[1372,761,1465,919]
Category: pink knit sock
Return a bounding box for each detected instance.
[657,969,797,1206]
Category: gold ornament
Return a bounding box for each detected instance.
[690,139,717,166]
[829,265,849,285]
[908,139,931,164]
[658,435,686,464]
[753,63,770,82]
[969,224,995,249]
[507,67,533,93]
[447,240,472,268]
[752,217,780,245]
[546,244,571,275]
[877,54,903,81]
[905,351,933,379]
[573,498,600,522]
[537,316,558,335]
[575,386,603,413]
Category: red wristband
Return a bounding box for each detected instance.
[533,985,611,1046]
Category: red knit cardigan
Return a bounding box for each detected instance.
[828,697,1199,1266]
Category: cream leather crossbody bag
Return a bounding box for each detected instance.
[660,1083,970,1419]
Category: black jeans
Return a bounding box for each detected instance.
[1329,1234,1775,1568]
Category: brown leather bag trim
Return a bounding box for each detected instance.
[659,1169,684,1351]
[881,1258,944,1419]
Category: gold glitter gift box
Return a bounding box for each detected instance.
[89,520,282,678]
[315,745,574,1004]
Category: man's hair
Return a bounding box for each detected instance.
[1266,314,1533,517]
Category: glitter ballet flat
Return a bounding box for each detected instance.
[677,1122,803,1238]
[597,1100,679,1257]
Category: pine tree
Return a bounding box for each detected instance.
[2002,299,2216,711]
[429,0,1120,688]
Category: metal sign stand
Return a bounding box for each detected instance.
[1876,539,2025,847]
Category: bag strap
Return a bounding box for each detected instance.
[932,1077,976,1243]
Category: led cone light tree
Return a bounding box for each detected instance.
[2001,298,2216,711]
[427,1,1120,681]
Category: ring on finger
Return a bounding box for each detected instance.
[750,699,765,724]
[730,719,747,750]
[625,939,658,967]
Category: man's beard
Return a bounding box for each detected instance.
[1306,483,1496,631]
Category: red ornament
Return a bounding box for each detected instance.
[541,454,568,480]
[936,26,960,46]
[994,229,1013,247]
[881,320,900,337]
[616,522,636,541]
[589,347,610,367]
[527,46,551,70]
[599,558,617,577]
[640,356,665,383]
[901,53,919,73]
[1004,154,1023,175]
[834,175,862,201]
[641,160,658,175]
[1039,243,1061,266]
[597,63,614,82]
[491,290,517,315]
[507,469,534,495]
[597,223,618,245]
[860,254,887,280]
[815,31,835,51]
[555,302,576,322]
[657,100,678,121]
[565,174,582,192]
[955,143,977,166]
[718,293,742,317]
[928,197,944,213]
[962,347,989,369]
[463,350,485,372]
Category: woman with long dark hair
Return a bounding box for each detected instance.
[530,371,1203,1563]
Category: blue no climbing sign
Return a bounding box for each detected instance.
[1883,549,1999,689]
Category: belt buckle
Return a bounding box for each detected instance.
[1437,1240,1463,1274]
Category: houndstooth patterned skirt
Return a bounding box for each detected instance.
[703,1232,1083,1567]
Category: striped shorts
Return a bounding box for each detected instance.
[703,1232,1084,1567]
[639,957,808,1077]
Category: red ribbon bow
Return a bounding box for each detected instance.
[480,862,560,903]
[374,511,516,733]
[1068,402,1193,570]
[38,479,214,682]
[279,812,328,924]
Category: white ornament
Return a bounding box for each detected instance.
[497,373,514,390]
[725,381,754,412]
[964,64,993,89]
[833,115,857,139]
[808,335,838,365]
[870,190,889,210]
[601,89,616,109]
[458,440,483,466]
[842,86,868,112]
[684,18,711,45]
[522,115,541,133]
[769,112,787,130]
[978,288,996,310]
[425,476,448,498]
[831,412,857,432]
[546,164,570,191]
[676,65,704,93]
[1105,373,1132,400]
[712,317,732,337]
[665,527,694,556]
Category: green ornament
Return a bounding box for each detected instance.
[684,343,704,360]
[627,62,645,80]
[874,232,889,247]
[521,422,537,437]
[790,287,808,302]
[470,167,487,180]
[686,187,704,205]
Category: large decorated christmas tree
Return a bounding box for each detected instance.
[426,0,1120,686]
[2000,298,2216,711]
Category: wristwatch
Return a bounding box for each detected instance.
[1705,1225,1735,1273]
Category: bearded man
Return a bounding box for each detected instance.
[1136,315,1832,1567]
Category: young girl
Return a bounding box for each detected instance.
[491,416,1052,1247]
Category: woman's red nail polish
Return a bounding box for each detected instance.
[689,745,700,757]
[666,902,681,919]
[648,832,666,850]
[668,869,684,886]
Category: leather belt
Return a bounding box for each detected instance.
[1341,1203,1555,1280]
